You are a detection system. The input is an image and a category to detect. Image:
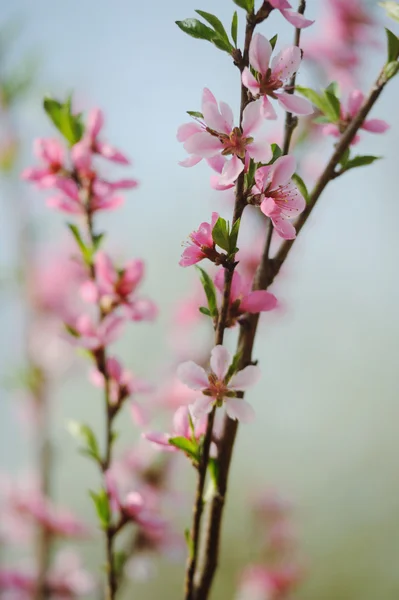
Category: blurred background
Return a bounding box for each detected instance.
[1,0,399,598]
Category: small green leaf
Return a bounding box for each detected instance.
[339,148,350,167]
[212,216,230,252]
[65,323,79,337]
[342,155,381,171]
[229,218,240,254]
[225,351,241,382]
[187,110,204,118]
[68,421,101,462]
[92,232,105,252]
[233,0,254,12]
[196,266,218,317]
[324,91,341,121]
[312,115,333,124]
[384,60,399,80]
[386,27,399,62]
[270,143,282,163]
[169,436,199,460]
[296,86,336,121]
[269,34,278,50]
[292,173,309,204]
[43,95,84,145]
[195,10,229,42]
[231,11,238,47]
[199,306,212,316]
[380,1,399,22]
[325,81,339,97]
[185,528,194,559]
[43,97,63,130]
[176,18,232,53]
[89,489,111,529]
[67,223,92,265]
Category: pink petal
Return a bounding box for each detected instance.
[177,361,209,390]
[95,141,130,165]
[210,345,231,380]
[203,101,231,134]
[172,406,190,438]
[92,195,124,212]
[271,46,302,82]
[71,140,92,172]
[21,167,51,182]
[242,68,261,97]
[249,34,272,75]
[322,124,340,138]
[96,252,117,287]
[202,88,218,109]
[177,122,203,142]
[54,178,80,200]
[143,431,173,449]
[214,268,225,293]
[219,101,234,132]
[362,119,389,133]
[261,197,277,217]
[179,155,203,168]
[225,398,255,423]
[126,298,158,322]
[261,96,278,120]
[240,290,278,313]
[276,92,313,115]
[106,357,123,381]
[229,365,261,390]
[246,135,272,163]
[206,155,226,174]
[280,9,314,28]
[347,90,364,118]
[108,178,139,191]
[89,368,105,388]
[80,280,99,303]
[254,165,272,191]
[230,270,246,301]
[87,108,104,140]
[46,196,83,214]
[271,215,297,239]
[190,396,213,420]
[183,132,222,158]
[277,181,306,214]
[210,176,235,191]
[179,246,205,267]
[270,155,296,188]
[217,155,244,186]
[100,315,125,345]
[242,100,263,136]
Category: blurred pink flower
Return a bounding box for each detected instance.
[21,138,65,187]
[143,406,207,452]
[67,313,125,350]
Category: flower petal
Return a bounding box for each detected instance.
[270,155,296,189]
[280,9,314,28]
[261,96,278,120]
[347,90,364,118]
[230,365,261,390]
[210,345,231,380]
[142,432,174,450]
[242,68,261,97]
[190,396,213,420]
[246,136,272,163]
[240,290,278,313]
[172,406,190,438]
[179,155,203,168]
[177,122,203,142]
[177,361,209,390]
[203,101,231,134]
[183,132,222,158]
[271,215,297,239]
[277,92,313,115]
[249,33,272,75]
[271,46,302,82]
[202,88,217,109]
[242,100,263,136]
[225,398,255,423]
[217,155,244,186]
[362,119,389,133]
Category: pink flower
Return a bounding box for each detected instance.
[67,313,125,350]
[236,566,276,600]
[178,88,272,186]
[21,138,65,187]
[242,34,313,120]
[84,108,130,164]
[177,345,261,422]
[80,252,157,322]
[179,212,219,267]
[143,406,207,451]
[90,356,151,407]
[214,269,277,325]
[268,0,314,28]
[323,89,389,144]
[46,177,125,214]
[251,155,306,240]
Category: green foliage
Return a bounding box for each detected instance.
[89,489,111,529]
[269,34,278,50]
[225,351,242,382]
[176,15,233,54]
[380,1,399,22]
[169,436,199,461]
[231,11,238,47]
[68,421,101,464]
[341,155,381,172]
[187,110,204,118]
[270,143,283,163]
[292,173,310,204]
[212,216,241,255]
[43,95,84,145]
[196,266,218,317]
[296,85,341,123]
[386,28,399,62]
[233,0,254,12]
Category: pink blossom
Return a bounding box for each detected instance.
[177,345,260,422]
[90,356,151,422]
[143,406,207,451]
[242,34,313,120]
[251,155,306,240]
[21,138,65,187]
[322,89,389,144]
[179,212,219,267]
[67,313,125,350]
[80,252,157,322]
[46,177,125,215]
[84,108,130,164]
[236,566,276,600]
[178,88,272,186]
[214,269,277,326]
[268,0,314,28]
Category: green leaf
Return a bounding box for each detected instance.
[380,1,399,22]
[324,91,341,121]
[231,11,238,47]
[225,351,241,382]
[169,436,199,460]
[212,217,230,252]
[384,60,399,80]
[113,551,127,577]
[89,489,111,529]
[67,223,92,265]
[325,81,339,97]
[339,148,350,168]
[187,110,204,118]
[199,306,212,316]
[270,143,282,163]
[43,97,63,131]
[312,115,333,124]
[196,266,218,316]
[185,528,194,559]
[296,86,338,122]
[292,173,309,204]
[342,155,381,171]
[195,10,229,42]
[43,95,84,145]
[269,34,278,50]
[176,18,232,53]
[233,0,254,12]
[68,421,101,462]
[386,27,399,62]
[229,218,240,254]
[92,232,105,252]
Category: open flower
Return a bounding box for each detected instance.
[178,88,271,186]
[268,0,314,28]
[21,138,65,187]
[83,108,130,164]
[179,212,219,267]
[323,89,389,144]
[242,34,313,119]
[143,406,207,451]
[214,269,277,326]
[177,345,261,423]
[67,313,125,350]
[251,155,306,240]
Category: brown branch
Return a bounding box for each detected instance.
[194,62,391,600]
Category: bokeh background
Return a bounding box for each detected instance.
[1,0,399,598]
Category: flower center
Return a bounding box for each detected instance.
[259,70,283,97]
[219,127,253,159]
